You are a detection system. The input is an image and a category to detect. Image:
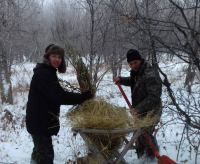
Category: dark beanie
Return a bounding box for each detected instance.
[126,49,142,63]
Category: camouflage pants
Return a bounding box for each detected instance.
[136,127,159,159]
[31,135,54,164]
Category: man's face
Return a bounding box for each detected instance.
[128,60,142,71]
[48,54,62,68]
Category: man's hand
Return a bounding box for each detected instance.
[130,107,137,116]
[113,76,120,83]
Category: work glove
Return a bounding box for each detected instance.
[80,90,94,103]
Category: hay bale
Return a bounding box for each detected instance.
[67,98,160,129]
[67,97,131,130]
[67,98,130,159]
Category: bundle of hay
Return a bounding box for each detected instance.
[67,97,131,158]
[67,98,130,130]
[67,101,160,160]
[87,132,124,158]
[67,97,160,130]
[132,107,161,128]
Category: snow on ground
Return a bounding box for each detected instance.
[0,58,200,164]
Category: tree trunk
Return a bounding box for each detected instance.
[184,60,196,94]
[0,43,13,104]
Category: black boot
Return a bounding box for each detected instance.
[150,134,159,152]
[145,134,159,160]
[136,145,145,158]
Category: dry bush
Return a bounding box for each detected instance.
[12,83,29,93]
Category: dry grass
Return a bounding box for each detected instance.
[132,110,161,128]
[12,83,29,93]
[77,155,100,164]
[67,97,130,130]
[67,97,130,159]
[67,98,160,130]
[87,133,124,158]
[67,97,160,159]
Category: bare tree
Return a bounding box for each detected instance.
[0,0,41,104]
[51,0,121,87]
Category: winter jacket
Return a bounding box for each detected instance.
[26,63,90,136]
[120,60,162,117]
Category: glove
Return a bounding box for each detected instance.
[82,91,93,99]
[80,91,94,103]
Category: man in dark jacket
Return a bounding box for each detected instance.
[26,44,93,164]
[113,49,162,159]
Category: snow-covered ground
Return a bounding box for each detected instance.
[0,58,199,164]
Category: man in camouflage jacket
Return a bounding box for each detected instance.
[113,49,162,159]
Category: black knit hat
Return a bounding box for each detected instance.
[126,49,142,63]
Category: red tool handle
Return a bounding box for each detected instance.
[143,131,161,159]
[116,81,132,109]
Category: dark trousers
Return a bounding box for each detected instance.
[31,135,54,164]
[136,107,162,159]
[136,127,159,159]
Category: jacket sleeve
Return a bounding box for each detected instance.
[120,76,131,86]
[135,68,162,114]
[33,69,86,105]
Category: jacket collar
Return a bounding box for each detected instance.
[130,59,145,76]
[34,63,57,72]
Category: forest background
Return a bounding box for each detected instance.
[0,0,200,164]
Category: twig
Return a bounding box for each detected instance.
[176,124,186,161]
